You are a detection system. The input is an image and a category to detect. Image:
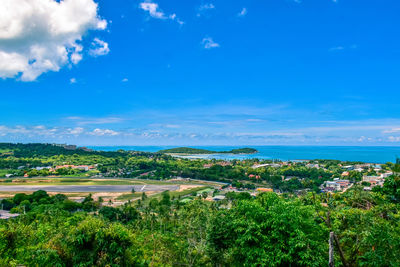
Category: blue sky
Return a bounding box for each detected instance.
[0,0,400,146]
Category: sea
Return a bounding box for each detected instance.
[87,146,400,164]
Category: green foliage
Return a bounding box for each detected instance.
[208,193,327,266]
[0,188,399,266]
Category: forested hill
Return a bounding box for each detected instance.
[158,147,258,154]
[0,143,131,158]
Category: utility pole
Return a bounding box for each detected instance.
[329,232,334,267]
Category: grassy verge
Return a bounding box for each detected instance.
[116,192,142,201]
[142,186,212,204]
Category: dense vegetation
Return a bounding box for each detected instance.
[158,147,258,154]
[1,177,399,266]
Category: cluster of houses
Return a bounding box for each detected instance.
[203,161,232,168]
[361,172,392,191]
[54,164,96,171]
[321,179,351,192]
[321,171,393,192]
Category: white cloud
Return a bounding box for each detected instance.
[66,116,125,125]
[139,1,184,25]
[197,3,215,17]
[68,127,84,135]
[202,37,220,49]
[383,128,400,134]
[388,136,400,142]
[70,78,77,84]
[0,125,58,137]
[238,8,247,17]
[0,0,108,81]
[90,128,120,136]
[199,3,215,11]
[89,38,109,57]
[122,78,128,82]
[140,2,166,19]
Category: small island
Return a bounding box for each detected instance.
[158,147,258,154]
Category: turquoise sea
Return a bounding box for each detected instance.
[88,146,400,164]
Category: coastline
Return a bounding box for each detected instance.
[88,145,400,163]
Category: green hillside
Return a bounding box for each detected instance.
[158,147,258,154]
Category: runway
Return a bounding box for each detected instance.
[0,184,180,193]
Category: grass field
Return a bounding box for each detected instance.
[141,186,213,203]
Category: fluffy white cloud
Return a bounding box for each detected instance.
[67,127,84,135]
[139,1,184,25]
[0,0,108,81]
[70,77,77,84]
[89,38,110,57]
[90,128,120,136]
[140,2,166,19]
[202,37,220,49]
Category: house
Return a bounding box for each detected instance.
[343,165,354,170]
[55,165,94,171]
[323,179,350,192]
[336,179,350,188]
[325,181,341,191]
[203,163,213,168]
[35,166,51,171]
[306,163,319,169]
[363,175,384,188]
[363,176,382,182]
[381,172,393,178]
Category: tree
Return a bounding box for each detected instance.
[207,193,327,266]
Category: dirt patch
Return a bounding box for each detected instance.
[178,185,203,191]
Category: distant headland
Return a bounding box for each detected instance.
[157,147,258,155]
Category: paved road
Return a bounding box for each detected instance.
[0,185,180,193]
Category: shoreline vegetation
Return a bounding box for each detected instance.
[158,147,258,154]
